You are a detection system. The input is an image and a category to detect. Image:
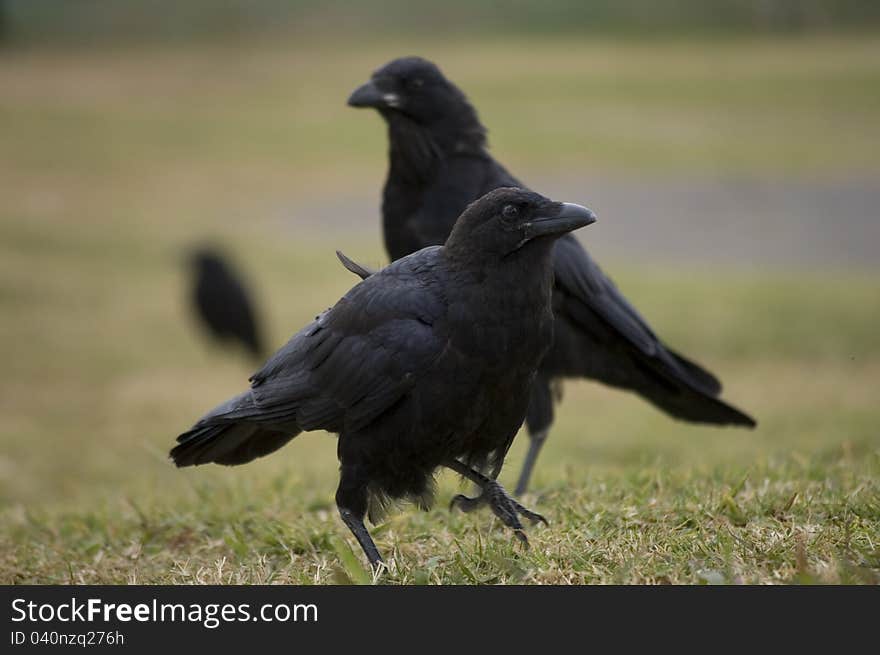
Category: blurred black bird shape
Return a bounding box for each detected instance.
[348,56,756,495]
[187,247,266,362]
[171,188,595,567]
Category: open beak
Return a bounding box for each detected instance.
[347,80,398,109]
[526,202,596,239]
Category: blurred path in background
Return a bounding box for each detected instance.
[281,174,880,270]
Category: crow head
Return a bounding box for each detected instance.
[446,187,596,261]
[348,57,483,136]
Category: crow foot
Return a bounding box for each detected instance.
[445,461,548,547]
[482,480,547,546]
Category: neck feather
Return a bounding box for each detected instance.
[385,109,488,184]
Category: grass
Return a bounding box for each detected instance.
[4,441,878,584]
[0,33,878,584]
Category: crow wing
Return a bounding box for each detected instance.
[551,233,723,397]
[172,248,449,466]
[472,157,726,398]
[250,248,448,432]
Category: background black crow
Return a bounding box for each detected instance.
[171,188,595,566]
[348,56,757,495]
[187,247,267,362]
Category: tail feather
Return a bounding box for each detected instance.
[171,421,301,467]
[647,390,756,428]
[631,358,756,428]
[667,349,723,396]
[170,390,301,467]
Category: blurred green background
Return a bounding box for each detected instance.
[0,2,878,583]
[4,0,880,41]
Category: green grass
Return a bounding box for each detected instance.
[1,34,878,584]
[4,444,878,584]
[9,0,880,43]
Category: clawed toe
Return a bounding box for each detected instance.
[512,528,530,548]
[443,460,547,549]
[484,480,547,545]
[449,493,485,513]
[514,502,548,526]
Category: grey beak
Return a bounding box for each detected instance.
[348,80,388,108]
[526,203,596,239]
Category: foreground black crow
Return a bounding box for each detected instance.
[348,57,756,495]
[187,248,266,362]
[171,189,595,566]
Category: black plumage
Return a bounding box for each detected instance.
[171,189,594,566]
[188,248,266,362]
[348,57,756,495]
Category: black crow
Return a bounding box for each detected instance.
[348,57,756,495]
[187,247,266,362]
[171,188,595,567]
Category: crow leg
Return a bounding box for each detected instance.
[448,458,502,513]
[519,378,555,496]
[514,428,548,496]
[336,467,384,569]
[445,459,547,547]
[338,507,383,568]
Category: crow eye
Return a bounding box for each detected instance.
[411,77,424,88]
[502,205,519,221]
